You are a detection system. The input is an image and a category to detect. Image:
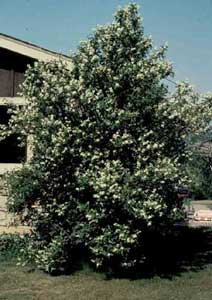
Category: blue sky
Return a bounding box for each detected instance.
[0,0,211,92]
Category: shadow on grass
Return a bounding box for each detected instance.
[1,227,212,280]
[107,226,212,280]
[23,226,212,279]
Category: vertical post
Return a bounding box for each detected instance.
[26,135,33,161]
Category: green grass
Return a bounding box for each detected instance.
[0,260,212,300]
[1,227,212,300]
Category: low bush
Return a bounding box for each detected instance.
[0,233,29,261]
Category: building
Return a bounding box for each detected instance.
[0,33,72,174]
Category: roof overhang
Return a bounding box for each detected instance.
[0,33,73,69]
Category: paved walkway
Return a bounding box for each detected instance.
[186,201,212,227]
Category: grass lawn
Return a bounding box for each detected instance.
[0,261,212,300]
[0,227,212,300]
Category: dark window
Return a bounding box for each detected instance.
[0,68,13,97]
[0,105,26,163]
[14,71,25,96]
[0,47,34,97]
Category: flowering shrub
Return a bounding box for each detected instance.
[0,234,29,261]
[2,4,211,274]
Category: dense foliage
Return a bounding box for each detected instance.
[2,4,211,274]
[187,130,212,199]
[188,154,212,199]
[0,234,29,261]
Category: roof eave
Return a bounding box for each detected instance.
[0,33,73,70]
